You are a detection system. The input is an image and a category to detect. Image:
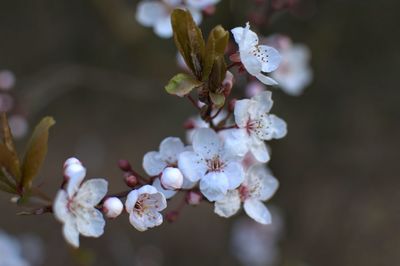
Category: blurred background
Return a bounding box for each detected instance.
[0,0,399,265]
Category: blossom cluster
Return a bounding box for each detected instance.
[49,21,293,248]
[136,0,221,38]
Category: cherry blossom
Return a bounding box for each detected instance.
[178,128,245,201]
[231,23,281,85]
[226,91,287,163]
[272,43,313,96]
[125,185,167,231]
[135,1,202,38]
[214,164,278,224]
[54,158,108,248]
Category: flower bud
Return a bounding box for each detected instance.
[103,197,124,218]
[118,159,132,172]
[185,191,202,205]
[222,71,234,97]
[124,173,138,188]
[165,210,179,223]
[160,167,183,190]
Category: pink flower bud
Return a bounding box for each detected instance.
[185,191,202,205]
[103,197,123,218]
[124,173,138,188]
[160,167,183,190]
[165,210,179,223]
[118,159,132,172]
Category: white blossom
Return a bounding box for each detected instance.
[178,128,245,201]
[143,137,185,176]
[0,231,29,266]
[214,164,278,224]
[272,43,313,96]
[135,1,202,38]
[186,0,220,9]
[54,159,108,248]
[231,210,284,266]
[231,23,281,85]
[227,91,287,163]
[125,185,167,231]
[103,197,124,218]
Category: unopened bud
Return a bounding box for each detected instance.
[124,173,138,188]
[185,191,203,205]
[103,197,123,218]
[183,118,195,130]
[161,167,183,190]
[165,210,179,223]
[203,5,216,16]
[118,159,132,172]
[222,71,234,97]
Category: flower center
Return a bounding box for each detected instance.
[239,185,250,201]
[206,156,225,172]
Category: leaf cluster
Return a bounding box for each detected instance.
[0,113,55,198]
[165,9,229,108]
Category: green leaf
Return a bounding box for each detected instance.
[209,92,225,108]
[0,143,20,184]
[171,9,205,79]
[208,56,227,94]
[165,73,203,97]
[203,25,229,81]
[21,117,55,190]
[0,113,21,180]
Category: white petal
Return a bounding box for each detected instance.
[76,208,105,238]
[53,190,70,223]
[144,191,167,211]
[143,151,167,176]
[256,45,281,73]
[63,220,80,248]
[137,184,159,195]
[252,90,273,115]
[129,211,163,232]
[181,176,197,189]
[249,136,270,163]
[65,164,86,198]
[223,161,245,190]
[135,1,166,27]
[178,150,207,182]
[129,212,148,232]
[214,190,241,218]
[76,179,108,206]
[269,114,287,139]
[234,99,251,128]
[159,137,185,164]
[220,129,250,159]
[255,73,278,86]
[246,164,279,201]
[231,23,258,50]
[192,128,221,159]
[243,199,271,224]
[125,189,139,213]
[154,15,173,38]
[199,172,229,201]
[152,178,177,199]
[161,167,183,190]
[241,50,263,76]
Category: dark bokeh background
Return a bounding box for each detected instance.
[0,0,399,265]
